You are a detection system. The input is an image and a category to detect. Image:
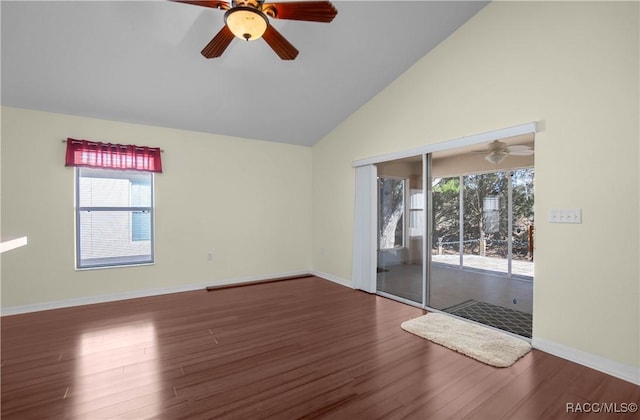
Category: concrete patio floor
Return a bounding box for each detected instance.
[431,254,534,277]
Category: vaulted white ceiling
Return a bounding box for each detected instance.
[1,1,488,146]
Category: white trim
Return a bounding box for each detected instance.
[0,270,310,316]
[352,122,539,168]
[424,305,531,342]
[378,291,424,308]
[311,270,353,289]
[532,337,640,386]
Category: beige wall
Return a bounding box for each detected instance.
[312,1,639,369]
[1,107,312,307]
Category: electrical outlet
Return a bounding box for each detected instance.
[548,208,582,224]
[207,253,213,261]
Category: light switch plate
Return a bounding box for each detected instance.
[548,208,582,223]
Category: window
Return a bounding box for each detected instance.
[409,188,424,237]
[76,168,154,269]
[483,195,501,233]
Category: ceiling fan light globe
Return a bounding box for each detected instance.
[485,152,507,164]
[225,7,268,41]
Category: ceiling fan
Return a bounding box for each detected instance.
[474,140,534,164]
[172,0,338,60]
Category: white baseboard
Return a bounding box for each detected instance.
[532,337,640,386]
[0,270,310,316]
[310,270,353,289]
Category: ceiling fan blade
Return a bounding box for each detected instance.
[262,1,337,22]
[171,0,230,10]
[505,145,532,152]
[506,149,535,156]
[201,25,234,58]
[262,25,299,60]
[505,145,534,156]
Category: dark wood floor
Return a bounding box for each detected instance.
[2,276,638,419]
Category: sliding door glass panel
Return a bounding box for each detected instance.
[378,178,405,250]
[462,172,508,274]
[427,145,534,337]
[376,157,423,304]
[429,175,466,310]
[511,169,535,278]
[431,177,460,268]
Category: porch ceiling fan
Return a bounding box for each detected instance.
[473,140,534,164]
[172,0,338,60]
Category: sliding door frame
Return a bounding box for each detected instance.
[423,153,431,307]
[351,122,539,305]
[353,123,538,167]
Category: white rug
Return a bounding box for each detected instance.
[401,312,531,368]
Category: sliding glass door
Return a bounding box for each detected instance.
[356,128,537,337]
[376,157,424,305]
[374,160,535,311]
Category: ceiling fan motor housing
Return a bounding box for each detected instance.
[489,140,508,152]
[233,0,263,7]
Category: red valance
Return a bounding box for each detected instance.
[65,138,163,173]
